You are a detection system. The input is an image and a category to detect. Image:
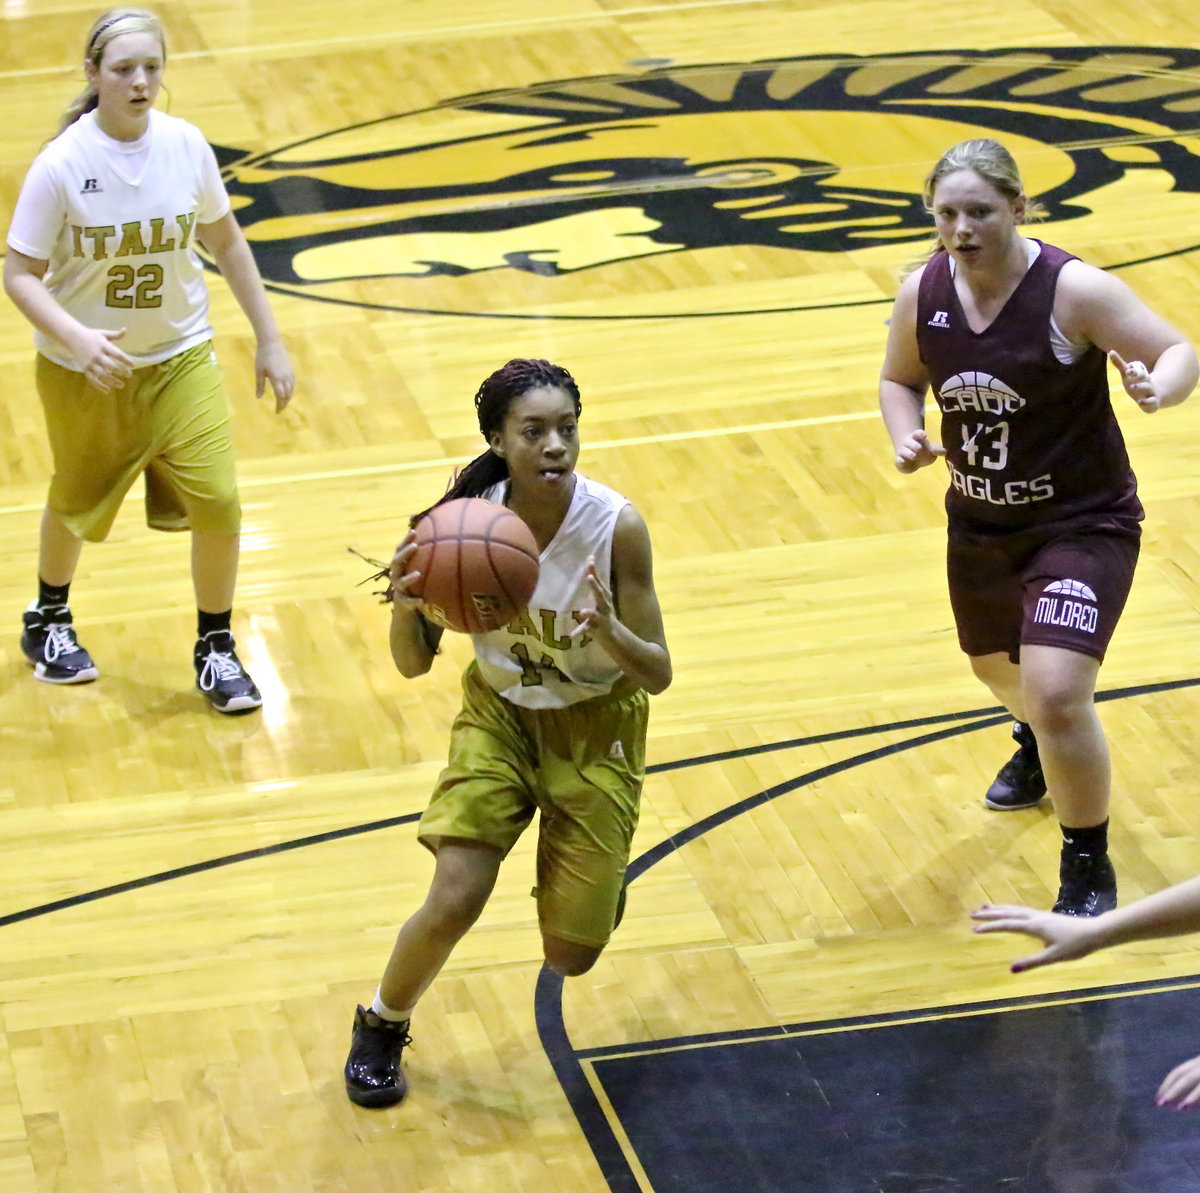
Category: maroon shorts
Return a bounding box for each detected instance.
[946,513,1141,664]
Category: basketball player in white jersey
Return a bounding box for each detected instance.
[343,358,672,1108]
[3,8,295,712]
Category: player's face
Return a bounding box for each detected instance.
[930,169,1025,270]
[87,32,165,131]
[489,385,580,499]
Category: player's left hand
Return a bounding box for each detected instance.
[1109,350,1160,413]
[568,555,615,640]
[256,339,296,412]
[1157,1053,1200,1109]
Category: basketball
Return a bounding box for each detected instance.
[410,498,540,634]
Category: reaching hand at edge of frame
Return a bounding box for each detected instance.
[256,338,295,412]
[1157,1054,1200,1110]
[893,427,946,474]
[970,903,1106,973]
[1109,350,1161,413]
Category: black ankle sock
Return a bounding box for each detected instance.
[38,578,71,609]
[197,609,233,638]
[1061,819,1109,857]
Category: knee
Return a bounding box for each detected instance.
[1023,686,1094,737]
[420,883,491,940]
[543,937,604,977]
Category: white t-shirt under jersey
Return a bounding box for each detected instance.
[473,473,629,709]
[6,109,230,368]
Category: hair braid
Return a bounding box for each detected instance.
[409,359,582,526]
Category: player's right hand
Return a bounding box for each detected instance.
[893,428,946,473]
[70,327,134,392]
[970,903,1103,972]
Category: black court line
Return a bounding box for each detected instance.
[3,675,1197,931]
[534,674,1200,1193]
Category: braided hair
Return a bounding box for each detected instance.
[411,359,581,525]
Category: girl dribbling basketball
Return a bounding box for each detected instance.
[344,358,672,1108]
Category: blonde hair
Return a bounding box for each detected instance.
[57,8,166,135]
[903,138,1047,276]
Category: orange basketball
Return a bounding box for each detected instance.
[410,498,540,634]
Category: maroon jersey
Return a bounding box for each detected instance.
[916,240,1141,528]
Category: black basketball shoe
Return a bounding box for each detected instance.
[984,721,1047,810]
[344,1006,412,1108]
[21,601,99,684]
[194,631,262,713]
[1052,851,1117,917]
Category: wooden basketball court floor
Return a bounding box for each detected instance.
[5,2,1200,1190]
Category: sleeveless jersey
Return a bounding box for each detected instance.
[916,240,1141,528]
[6,110,230,368]
[472,473,629,709]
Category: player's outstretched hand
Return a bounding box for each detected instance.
[893,428,946,473]
[1109,350,1161,413]
[1157,1054,1200,1110]
[971,903,1105,973]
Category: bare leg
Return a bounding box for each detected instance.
[38,508,84,588]
[969,651,1027,722]
[378,839,503,1013]
[191,531,239,613]
[1019,645,1108,828]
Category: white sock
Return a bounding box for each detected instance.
[371,989,413,1023]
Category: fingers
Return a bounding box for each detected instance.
[1108,351,1160,412]
[894,430,945,472]
[1157,1055,1200,1109]
[264,369,295,412]
[85,347,134,391]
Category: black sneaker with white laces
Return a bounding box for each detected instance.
[984,720,1047,810]
[1052,851,1117,917]
[21,601,99,684]
[193,630,262,713]
[344,1006,412,1107]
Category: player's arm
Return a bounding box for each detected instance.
[387,535,443,678]
[1057,260,1198,412]
[196,211,295,411]
[574,505,671,695]
[879,269,943,472]
[972,874,1200,972]
[3,248,133,390]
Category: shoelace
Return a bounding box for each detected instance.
[42,621,83,662]
[198,647,245,691]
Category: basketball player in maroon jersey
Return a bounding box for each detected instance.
[879,138,1198,916]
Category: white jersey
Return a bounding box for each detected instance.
[473,473,629,709]
[6,110,230,368]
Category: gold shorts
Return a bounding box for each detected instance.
[36,341,240,541]
[419,662,649,949]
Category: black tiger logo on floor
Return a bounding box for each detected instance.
[212,47,1200,318]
